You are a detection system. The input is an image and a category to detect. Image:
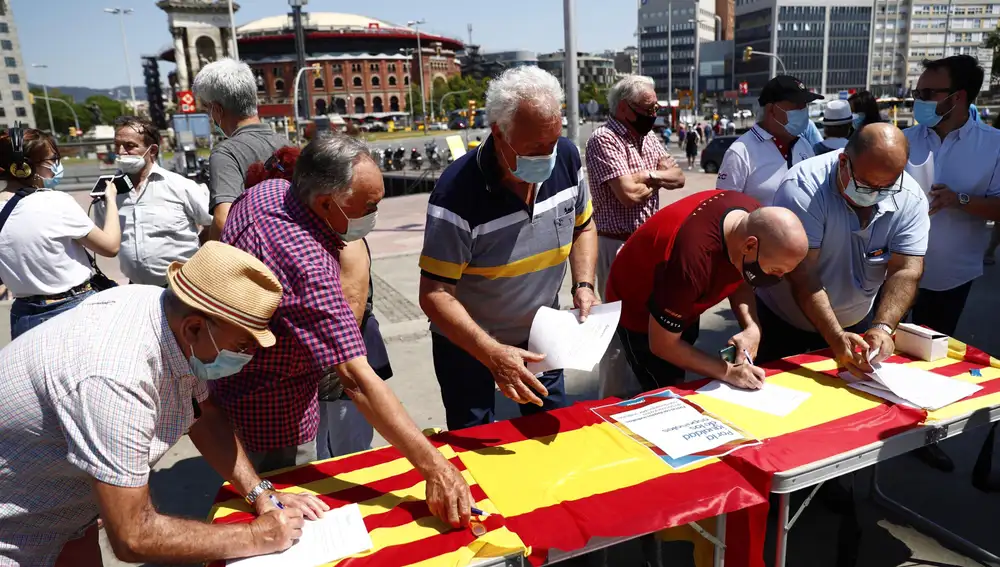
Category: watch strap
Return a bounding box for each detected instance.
[572,282,595,293]
[245,479,274,505]
[870,322,894,335]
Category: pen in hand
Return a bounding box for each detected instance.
[269,494,285,510]
[743,349,755,367]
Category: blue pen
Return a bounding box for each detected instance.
[269,494,285,510]
[471,506,485,516]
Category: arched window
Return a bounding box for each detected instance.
[354,97,365,114]
[314,77,324,89]
[371,76,381,87]
[388,76,397,86]
[334,77,344,88]
[274,79,285,92]
[315,99,327,115]
[389,96,400,112]
[334,98,347,114]
[373,96,384,113]
[404,75,410,86]
[353,76,362,87]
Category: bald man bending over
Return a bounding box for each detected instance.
[756,123,929,376]
[605,191,808,394]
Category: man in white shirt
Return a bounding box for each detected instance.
[903,55,1000,339]
[716,76,821,205]
[813,100,854,156]
[101,116,212,286]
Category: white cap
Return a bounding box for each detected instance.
[823,100,854,126]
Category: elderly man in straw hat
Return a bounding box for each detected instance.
[0,241,329,567]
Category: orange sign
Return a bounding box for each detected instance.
[178,90,197,114]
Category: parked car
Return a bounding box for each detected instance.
[700,135,738,174]
[429,122,449,131]
[448,117,468,130]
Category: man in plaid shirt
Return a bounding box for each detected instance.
[585,75,685,301]
[215,134,473,529]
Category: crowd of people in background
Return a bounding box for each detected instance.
[0,52,999,567]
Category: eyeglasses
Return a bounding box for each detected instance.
[847,157,902,195]
[629,103,659,116]
[911,88,953,101]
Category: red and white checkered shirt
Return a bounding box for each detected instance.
[586,118,669,235]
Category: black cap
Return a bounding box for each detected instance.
[758,75,824,106]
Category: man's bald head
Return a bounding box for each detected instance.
[738,207,809,277]
[842,123,908,189]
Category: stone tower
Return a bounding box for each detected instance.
[157,0,239,91]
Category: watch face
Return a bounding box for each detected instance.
[959,193,970,205]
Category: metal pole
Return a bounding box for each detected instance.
[714,15,722,41]
[37,95,78,132]
[291,66,310,137]
[227,0,239,60]
[414,24,427,135]
[41,84,54,134]
[563,0,580,146]
[668,3,672,125]
[291,3,308,119]
[636,0,642,75]
[693,19,701,119]
[113,10,138,111]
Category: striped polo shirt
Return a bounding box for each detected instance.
[419,135,593,345]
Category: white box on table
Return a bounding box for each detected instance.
[895,323,948,362]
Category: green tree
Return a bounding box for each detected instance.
[579,82,608,110]
[30,88,94,138]
[982,27,1000,90]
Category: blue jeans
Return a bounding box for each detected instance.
[10,290,94,340]
[431,332,567,431]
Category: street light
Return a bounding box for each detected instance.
[406,19,428,135]
[104,8,138,111]
[742,46,787,75]
[227,0,239,60]
[30,64,55,135]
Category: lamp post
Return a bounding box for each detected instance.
[227,0,239,60]
[30,64,55,135]
[407,19,428,135]
[103,8,138,111]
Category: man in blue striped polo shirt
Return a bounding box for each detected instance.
[418,67,599,430]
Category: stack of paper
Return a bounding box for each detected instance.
[228,503,373,567]
[696,380,811,417]
[841,359,981,411]
[526,302,622,374]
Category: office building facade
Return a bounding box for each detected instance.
[537,51,617,87]
[1,0,35,131]
[480,50,539,69]
[733,0,872,105]
[638,0,718,99]
[871,0,996,98]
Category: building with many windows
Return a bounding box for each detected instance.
[479,50,538,69]
[733,0,872,106]
[870,0,996,98]
[0,0,35,131]
[537,51,617,87]
[638,0,718,100]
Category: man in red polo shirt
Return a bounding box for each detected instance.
[605,190,809,392]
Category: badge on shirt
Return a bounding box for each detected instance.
[867,247,890,262]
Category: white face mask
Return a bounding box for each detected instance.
[338,210,378,242]
[115,146,152,175]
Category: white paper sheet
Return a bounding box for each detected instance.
[838,363,982,411]
[228,503,373,567]
[609,398,745,459]
[696,380,812,417]
[905,154,935,195]
[526,302,622,374]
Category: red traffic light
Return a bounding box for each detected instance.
[738,82,749,96]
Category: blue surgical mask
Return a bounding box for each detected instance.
[778,106,809,137]
[188,323,253,381]
[498,135,558,184]
[914,94,955,128]
[841,161,890,208]
[852,113,865,130]
[41,161,64,189]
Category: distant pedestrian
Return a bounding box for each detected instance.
[685,128,699,169]
[813,100,854,155]
[848,90,884,128]
[0,126,121,339]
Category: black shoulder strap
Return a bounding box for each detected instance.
[0,188,34,235]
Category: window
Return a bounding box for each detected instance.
[3,57,13,68]
[388,76,397,86]
[404,75,409,86]
[12,90,22,100]
[0,108,5,117]
[352,76,362,87]
[272,66,283,78]
[7,73,16,84]
[388,63,397,72]
[274,79,285,92]
[0,23,8,33]
[15,107,25,117]
[314,77,324,89]
[334,77,343,88]
[0,40,10,50]
[331,63,342,72]
[371,76,380,87]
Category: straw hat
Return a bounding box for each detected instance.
[166,241,283,347]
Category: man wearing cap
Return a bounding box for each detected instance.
[215,134,475,528]
[716,75,823,205]
[813,100,855,156]
[0,242,329,567]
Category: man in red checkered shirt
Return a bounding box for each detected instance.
[585,75,685,301]
[586,76,685,398]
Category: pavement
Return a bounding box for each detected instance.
[4,144,999,566]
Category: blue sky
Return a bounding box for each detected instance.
[15,0,636,89]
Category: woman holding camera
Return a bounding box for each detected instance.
[0,127,121,340]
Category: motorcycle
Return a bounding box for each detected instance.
[409,147,423,170]
[381,148,394,171]
[392,146,406,171]
[371,147,385,171]
[425,142,443,170]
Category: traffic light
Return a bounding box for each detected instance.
[142,56,167,130]
[69,126,77,137]
[739,81,749,96]
[743,47,753,62]
[312,64,322,78]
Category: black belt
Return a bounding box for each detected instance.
[20,280,93,304]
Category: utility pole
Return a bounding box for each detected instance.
[408,19,428,134]
[103,8,138,112]
[31,64,55,134]
[668,3,672,123]
[563,0,580,147]
[290,0,309,119]
[467,23,473,47]
[227,0,239,60]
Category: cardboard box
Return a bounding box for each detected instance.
[895,323,949,362]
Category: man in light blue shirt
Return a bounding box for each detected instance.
[756,124,929,379]
[904,55,1000,337]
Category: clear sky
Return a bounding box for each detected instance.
[15,0,636,89]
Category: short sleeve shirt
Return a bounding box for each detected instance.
[716,125,815,205]
[903,119,1000,291]
[0,286,206,563]
[208,123,290,211]
[606,190,760,334]
[212,179,366,452]
[757,150,930,330]
[0,189,95,296]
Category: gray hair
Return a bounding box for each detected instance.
[608,75,655,114]
[192,58,259,117]
[485,66,564,136]
[292,133,371,204]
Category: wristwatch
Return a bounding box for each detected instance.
[648,170,659,184]
[245,479,275,505]
[958,192,971,206]
[870,322,894,336]
[572,282,595,293]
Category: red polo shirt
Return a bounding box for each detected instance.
[606,190,760,334]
